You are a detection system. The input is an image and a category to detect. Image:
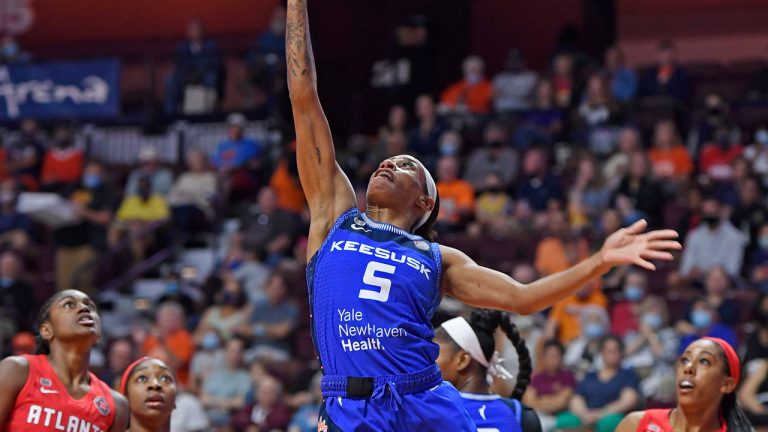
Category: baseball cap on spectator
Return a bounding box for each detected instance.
[11,331,35,354]
[138,145,159,163]
[227,112,247,128]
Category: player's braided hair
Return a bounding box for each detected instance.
[34,292,64,355]
[712,345,753,432]
[468,309,533,400]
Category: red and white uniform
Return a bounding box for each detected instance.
[637,409,726,432]
[4,354,115,432]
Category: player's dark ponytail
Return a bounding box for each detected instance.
[414,194,440,242]
[469,309,533,400]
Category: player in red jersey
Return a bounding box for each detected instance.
[119,357,177,432]
[617,337,752,432]
[0,289,129,431]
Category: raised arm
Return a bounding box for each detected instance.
[286,0,355,258]
[441,220,680,314]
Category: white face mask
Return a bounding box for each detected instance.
[466,72,482,85]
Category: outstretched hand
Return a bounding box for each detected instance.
[600,219,681,271]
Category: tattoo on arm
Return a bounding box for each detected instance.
[286,0,315,83]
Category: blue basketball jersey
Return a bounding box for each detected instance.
[460,393,523,432]
[307,208,442,376]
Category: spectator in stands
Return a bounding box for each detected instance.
[689,93,737,156]
[7,118,45,190]
[492,49,538,114]
[512,79,564,149]
[730,176,767,256]
[738,356,768,429]
[472,172,513,236]
[690,266,740,327]
[463,121,518,190]
[194,275,247,343]
[623,295,678,404]
[200,337,251,431]
[232,374,292,431]
[744,125,768,183]
[379,105,409,143]
[647,119,693,183]
[535,210,590,277]
[749,222,768,290]
[238,272,298,362]
[41,126,84,194]
[168,148,217,233]
[54,161,115,292]
[743,294,768,366]
[189,328,226,394]
[0,35,30,64]
[0,251,35,340]
[245,5,286,113]
[9,331,35,356]
[612,151,664,227]
[241,186,303,265]
[0,179,34,250]
[524,340,575,432]
[213,113,265,203]
[558,335,640,432]
[110,174,170,261]
[544,280,608,344]
[516,147,563,212]
[699,128,744,183]
[408,94,447,159]
[562,305,610,373]
[550,53,576,108]
[609,271,647,337]
[98,338,136,390]
[124,145,174,197]
[288,372,323,432]
[568,154,611,229]
[170,381,211,432]
[164,19,221,115]
[439,55,493,115]
[575,74,620,155]
[435,155,475,232]
[268,144,306,215]
[638,39,691,103]
[679,198,747,278]
[603,126,642,189]
[603,45,637,103]
[678,298,737,351]
[141,301,195,386]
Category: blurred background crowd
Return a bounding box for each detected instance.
[1,0,768,431]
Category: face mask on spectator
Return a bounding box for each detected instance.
[0,191,15,205]
[0,277,13,287]
[691,310,712,329]
[83,174,101,189]
[583,322,605,339]
[642,313,662,329]
[466,72,482,85]
[759,236,768,250]
[222,292,239,305]
[757,313,768,328]
[702,214,720,229]
[201,332,219,350]
[3,42,18,58]
[624,285,644,302]
[439,142,459,157]
[756,130,768,146]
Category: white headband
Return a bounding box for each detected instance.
[440,317,514,381]
[413,161,437,231]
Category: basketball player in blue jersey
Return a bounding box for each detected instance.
[285,0,681,430]
[437,310,541,432]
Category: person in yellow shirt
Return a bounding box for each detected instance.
[110,175,170,261]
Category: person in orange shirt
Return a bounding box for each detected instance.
[535,210,592,277]
[544,280,608,344]
[439,55,493,115]
[41,127,84,193]
[647,119,693,182]
[269,145,306,215]
[141,301,195,386]
[435,155,475,231]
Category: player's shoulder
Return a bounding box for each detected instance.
[0,355,31,391]
[616,410,646,432]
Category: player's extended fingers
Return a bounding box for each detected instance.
[647,240,683,250]
[641,250,674,260]
[640,229,679,241]
[634,257,656,271]
[625,219,648,235]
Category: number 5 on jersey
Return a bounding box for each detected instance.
[359,261,396,302]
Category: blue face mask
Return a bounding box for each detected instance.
[583,322,605,339]
[165,282,179,294]
[201,332,219,350]
[759,236,768,251]
[83,174,101,189]
[691,310,712,329]
[642,313,663,329]
[0,277,13,287]
[756,130,768,146]
[624,285,644,302]
[3,43,18,58]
